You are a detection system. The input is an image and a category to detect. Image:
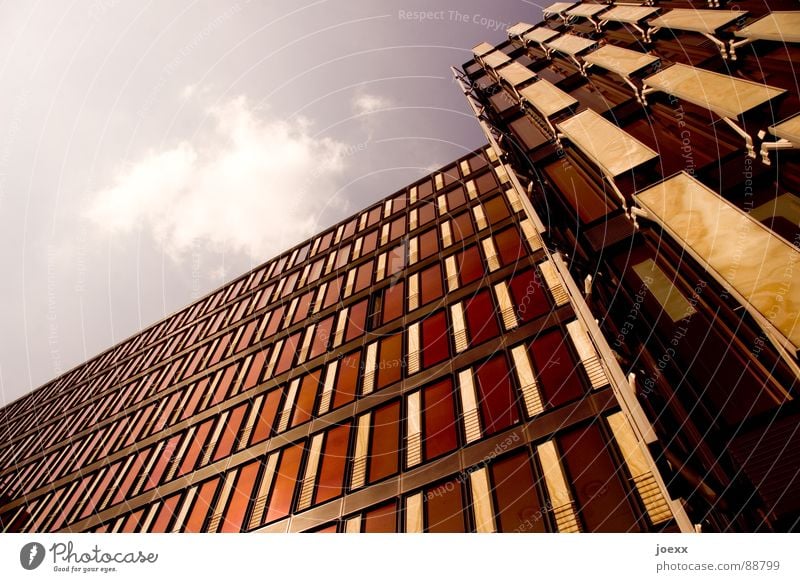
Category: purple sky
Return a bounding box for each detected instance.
[0,0,543,404]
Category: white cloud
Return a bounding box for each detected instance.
[352,92,391,115]
[86,96,350,259]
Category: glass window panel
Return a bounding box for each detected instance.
[318,231,334,254]
[145,434,183,490]
[184,477,220,532]
[361,230,378,255]
[323,276,343,309]
[274,332,301,376]
[354,261,373,293]
[528,329,585,408]
[315,422,352,505]
[382,281,404,324]
[343,219,357,239]
[418,202,435,227]
[310,317,333,359]
[484,195,510,225]
[496,227,526,266]
[490,451,546,532]
[452,211,474,242]
[474,355,519,436]
[177,418,214,477]
[367,207,382,227]
[291,291,315,325]
[121,508,145,533]
[418,178,433,199]
[377,334,403,389]
[220,461,260,533]
[363,501,398,532]
[419,229,439,260]
[333,351,360,409]
[291,369,320,428]
[389,216,406,241]
[558,423,640,532]
[151,491,182,533]
[308,259,325,284]
[387,245,405,277]
[508,269,550,323]
[345,299,368,342]
[265,443,304,523]
[250,387,283,445]
[465,290,500,347]
[475,171,498,195]
[425,479,466,532]
[393,193,407,213]
[456,245,485,286]
[264,306,286,339]
[422,311,450,369]
[420,263,444,306]
[446,186,467,210]
[368,401,401,483]
[422,378,458,461]
[212,403,249,462]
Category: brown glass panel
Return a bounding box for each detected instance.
[310,317,333,359]
[475,171,497,196]
[145,433,183,490]
[558,423,640,532]
[420,263,444,306]
[528,329,585,408]
[291,291,315,325]
[307,259,324,284]
[418,178,433,199]
[177,418,214,477]
[265,443,304,523]
[323,277,343,309]
[208,364,238,407]
[264,306,286,339]
[362,501,398,532]
[387,245,405,277]
[333,351,360,409]
[419,229,439,260]
[495,227,525,266]
[422,311,450,369]
[382,281,404,324]
[110,448,151,506]
[354,262,372,293]
[491,451,546,532]
[361,230,378,255]
[508,269,550,323]
[418,202,435,227]
[212,403,249,463]
[452,211,474,242]
[150,492,182,533]
[484,195,510,225]
[250,388,283,445]
[393,193,407,213]
[367,207,382,227]
[184,477,220,532]
[291,370,320,427]
[474,355,519,436]
[274,332,301,376]
[422,378,458,461]
[334,245,350,270]
[79,461,122,520]
[220,461,260,533]
[315,422,352,505]
[121,508,145,533]
[425,479,466,532]
[446,186,467,210]
[457,245,485,286]
[345,299,368,342]
[389,216,406,241]
[368,401,400,483]
[342,219,356,239]
[243,349,269,391]
[465,289,500,347]
[377,334,403,389]
[317,231,334,254]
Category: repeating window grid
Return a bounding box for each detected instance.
[350,412,371,490]
[493,281,519,331]
[470,467,497,532]
[297,324,316,365]
[457,369,482,444]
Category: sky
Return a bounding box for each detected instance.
[0,0,542,405]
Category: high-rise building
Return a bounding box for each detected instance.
[458,1,800,532]
[0,1,797,533]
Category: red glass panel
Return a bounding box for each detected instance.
[419,229,439,260]
[145,433,183,490]
[212,403,248,462]
[310,317,333,359]
[452,211,474,242]
[465,290,500,347]
[346,299,368,342]
[121,508,145,533]
[243,349,269,391]
[457,245,485,286]
[446,186,467,210]
[177,418,214,477]
[354,262,373,293]
[265,443,304,522]
[250,388,283,445]
[274,332,301,376]
[315,422,352,505]
[363,501,397,532]
[368,401,400,483]
[418,178,433,199]
[264,306,286,339]
[422,311,450,369]
[508,269,550,323]
[389,216,406,241]
[333,351,360,409]
[323,276,343,309]
[425,479,466,532]
[495,227,525,266]
[184,477,220,532]
[528,329,585,408]
[422,378,458,461]
[220,461,260,532]
[209,364,238,407]
[418,202,435,226]
[474,355,519,435]
[491,451,545,532]
[420,264,444,306]
[558,423,640,532]
[367,207,382,227]
[291,370,320,427]
[361,230,378,255]
[291,291,315,325]
[151,491,182,533]
[484,195,510,225]
[382,281,404,324]
[377,334,403,389]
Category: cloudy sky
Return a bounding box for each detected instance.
[0,0,542,404]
